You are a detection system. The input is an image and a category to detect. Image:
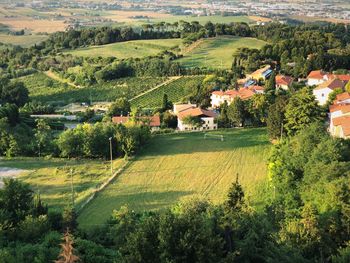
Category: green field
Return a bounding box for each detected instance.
[178,36,267,69]
[18,72,167,105]
[78,128,271,227]
[130,75,205,108]
[0,158,126,211]
[66,38,183,58]
[0,34,48,47]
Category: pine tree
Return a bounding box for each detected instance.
[55,230,80,263]
[225,174,245,211]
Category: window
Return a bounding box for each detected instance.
[322,93,324,97]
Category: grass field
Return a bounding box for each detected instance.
[78,128,271,227]
[0,158,126,211]
[66,38,183,58]
[178,36,267,69]
[0,34,48,47]
[18,72,167,105]
[130,75,205,108]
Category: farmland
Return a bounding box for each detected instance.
[66,38,183,58]
[18,72,167,105]
[148,15,253,25]
[0,158,126,211]
[0,34,48,47]
[130,75,205,108]
[78,128,271,226]
[178,36,267,69]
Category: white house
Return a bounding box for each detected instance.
[276,75,293,90]
[329,104,350,130]
[175,104,218,131]
[313,78,346,106]
[210,88,256,108]
[330,115,350,139]
[307,70,330,86]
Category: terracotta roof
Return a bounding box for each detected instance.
[308,70,326,80]
[329,104,350,113]
[212,88,255,100]
[112,115,161,127]
[336,92,350,103]
[314,78,345,91]
[332,116,350,136]
[177,107,217,120]
[334,74,350,82]
[249,85,264,91]
[276,75,293,86]
[250,65,271,76]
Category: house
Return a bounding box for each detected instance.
[313,78,346,106]
[248,85,265,94]
[112,115,161,131]
[247,65,272,81]
[211,88,255,108]
[335,92,350,104]
[275,75,293,90]
[307,70,329,86]
[330,115,350,139]
[175,104,218,131]
[173,103,196,114]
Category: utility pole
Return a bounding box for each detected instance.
[70,168,74,206]
[109,137,113,176]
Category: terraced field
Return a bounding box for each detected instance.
[78,128,271,226]
[130,75,205,108]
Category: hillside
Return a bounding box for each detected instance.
[78,128,271,226]
[178,36,267,69]
[66,38,183,58]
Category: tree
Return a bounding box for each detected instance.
[225,174,245,212]
[161,94,172,112]
[217,101,230,128]
[0,82,28,107]
[55,231,80,263]
[106,97,131,117]
[327,88,344,105]
[266,96,288,139]
[227,97,246,127]
[35,119,52,157]
[284,88,323,136]
[62,206,78,232]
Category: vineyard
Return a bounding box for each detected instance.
[18,72,167,105]
[130,75,205,108]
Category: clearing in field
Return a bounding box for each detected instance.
[0,34,48,47]
[78,128,271,227]
[130,75,205,108]
[66,38,183,58]
[0,158,126,211]
[178,36,267,69]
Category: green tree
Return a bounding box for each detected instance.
[227,97,246,127]
[35,119,52,157]
[266,96,288,139]
[225,175,245,212]
[284,88,323,135]
[106,97,131,117]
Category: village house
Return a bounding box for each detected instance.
[275,75,293,90]
[329,104,350,139]
[112,115,161,131]
[247,65,272,81]
[335,92,350,104]
[174,104,218,131]
[307,70,330,86]
[313,78,346,106]
[210,88,256,108]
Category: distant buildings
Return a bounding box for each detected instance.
[276,75,293,90]
[112,115,161,131]
[313,78,347,106]
[210,88,257,108]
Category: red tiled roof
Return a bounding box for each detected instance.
[249,85,264,91]
[332,116,350,136]
[308,70,326,80]
[334,74,350,82]
[336,92,350,102]
[177,107,217,120]
[276,75,293,86]
[212,88,255,100]
[112,115,161,127]
[329,103,350,113]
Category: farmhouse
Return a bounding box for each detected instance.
[175,104,218,131]
[247,65,272,81]
[210,88,255,108]
[112,115,161,131]
[275,75,293,90]
[313,78,346,106]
